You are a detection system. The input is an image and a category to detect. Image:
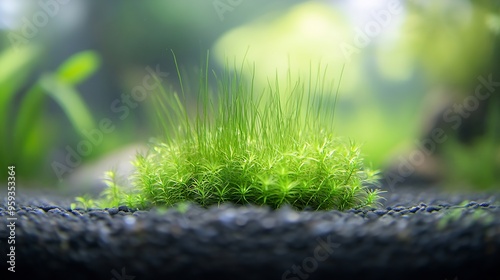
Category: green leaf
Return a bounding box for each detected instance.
[12,84,45,157]
[0,46,40,97]
[56,50,101,85]
[0,46,41,168]
[39,73,95,136]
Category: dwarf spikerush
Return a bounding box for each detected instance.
[74,52,382,211]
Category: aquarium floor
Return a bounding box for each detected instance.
[1,186,499,280]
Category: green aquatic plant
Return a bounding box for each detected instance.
[86,52,382,211]
[71,195,97,211]
[0,48,100,182]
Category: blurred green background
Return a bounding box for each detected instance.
[1,0,499,190]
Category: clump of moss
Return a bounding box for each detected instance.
[75,53,382,211]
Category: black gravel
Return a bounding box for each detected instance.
[1,187,500,280]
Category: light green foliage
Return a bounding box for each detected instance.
[38,52,99,136]
[100,170,125,207]
[71,195,97,211]
[1,48,100,182]
[100,170,149,209]
[92,52,382,211]
[71,170,148,210]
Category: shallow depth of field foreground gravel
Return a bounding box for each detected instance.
[1,186,500,280]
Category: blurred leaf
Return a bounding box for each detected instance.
[13,84,45,157]
[56,50,101,85]
[1,49,102,182]
[20,117,54,175]
[0,46,41,171]
[39,73,95,136]
[0,46,40,96]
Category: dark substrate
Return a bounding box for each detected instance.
[1,186,500,280]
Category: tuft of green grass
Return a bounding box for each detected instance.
[90,52,382,211]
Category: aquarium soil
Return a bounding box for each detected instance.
[1,187,499,280]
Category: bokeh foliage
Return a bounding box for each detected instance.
[0,48,99,182]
